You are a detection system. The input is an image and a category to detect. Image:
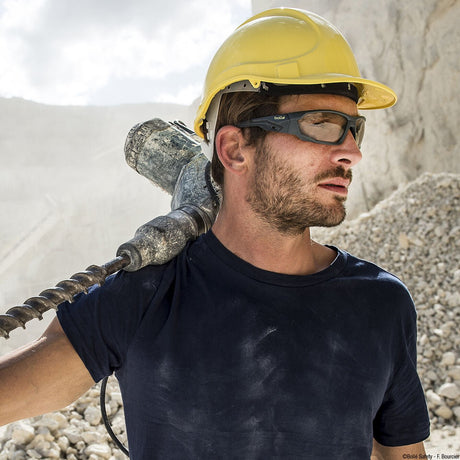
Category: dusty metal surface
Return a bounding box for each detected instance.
[117,208,202,271]
[0,255,130,339]
[117,152,221,271]
[124,119,202,195]
[118,119,221,271]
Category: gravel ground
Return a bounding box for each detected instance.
[0,172,458,458]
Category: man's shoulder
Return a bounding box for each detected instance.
[99,254,178,300]
[85,234,209,303]
[341,248,403,280]
[339,248,412,296]
[332,249,417,326]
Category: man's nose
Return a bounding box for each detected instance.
[329,130,363,168]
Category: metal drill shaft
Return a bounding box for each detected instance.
[0,255,130,339]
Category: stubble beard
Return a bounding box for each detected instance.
[245,143,352,236]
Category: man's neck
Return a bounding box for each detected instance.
[211,204,337,276]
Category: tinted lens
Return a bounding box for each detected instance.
[354,117,365,147]
[298,111,348,143]
[237,110,365,147]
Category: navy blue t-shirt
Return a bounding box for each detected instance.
[57,231,429,459]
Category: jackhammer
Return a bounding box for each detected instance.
[0,118,221,339]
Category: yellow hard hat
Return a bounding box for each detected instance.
[194,7,396,141]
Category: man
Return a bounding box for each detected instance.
[0,8,429,459]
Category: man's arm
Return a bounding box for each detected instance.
[0,316,95,426]
[371,438,427,460]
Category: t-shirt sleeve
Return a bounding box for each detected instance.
[57,263,172,383]
[373,284,430,446]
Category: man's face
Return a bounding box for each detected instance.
[245,93,362,235]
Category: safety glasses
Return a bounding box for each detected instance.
[236,110,366,148]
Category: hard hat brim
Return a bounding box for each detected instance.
[194,75,396,139]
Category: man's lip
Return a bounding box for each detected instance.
[318,178,350,188]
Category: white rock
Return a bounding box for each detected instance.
[423,348,433,358]
[426,389,443,406]
[28,432,52,449]
[446,291,460,307]
[435,405,453,420]
[111,452,128,460]
[57,435,70,451]
[419,333,428,344]
[30,438,51,452]
[85,443,112,459]
[448,367,460,381]
[110,391,123,406]
[82,430,104,444]
[438,383,460,400]
[10,451,27,460]
[425,370,438,381]
[34,426,53,438]
[8,422,35,445]
[441,352,457,366]
[84,405,102,426]
[39,447,60,459]
[34,412,68,432]
[398,233,410,249]
[61,426,83,444]
[75,440,86,451]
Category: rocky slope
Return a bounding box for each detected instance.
[314,172,460,455]
[313,173,459,436]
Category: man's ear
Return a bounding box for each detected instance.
[215,125,250,174]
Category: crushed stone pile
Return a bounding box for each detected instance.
[0,378,126,459]
[0,172,458,458]
[313,172,460,432]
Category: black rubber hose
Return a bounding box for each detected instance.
[100,376,129,457]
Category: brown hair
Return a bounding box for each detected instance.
[210,91,281,186]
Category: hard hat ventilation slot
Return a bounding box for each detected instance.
[261,82,359,103]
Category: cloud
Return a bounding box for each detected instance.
[0,0,252,105]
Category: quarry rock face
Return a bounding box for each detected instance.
[254,0,460,216]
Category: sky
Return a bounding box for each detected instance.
[0,0,252,106]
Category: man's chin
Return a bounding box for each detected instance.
[317,217,346,228]
[314,203,347,228]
